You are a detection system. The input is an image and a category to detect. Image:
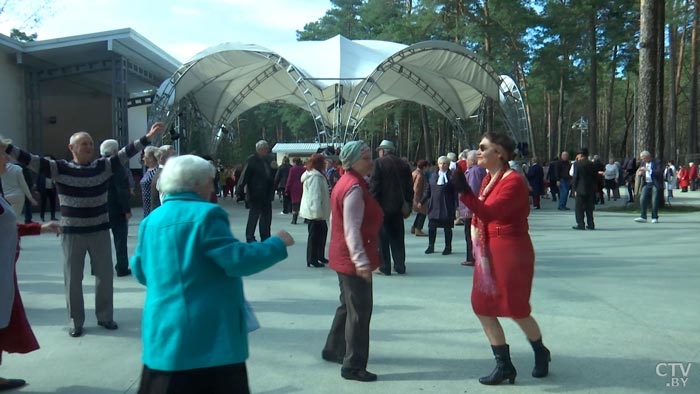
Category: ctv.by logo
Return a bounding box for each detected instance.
[656,362,692,388]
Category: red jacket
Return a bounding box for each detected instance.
[328,170,382,276]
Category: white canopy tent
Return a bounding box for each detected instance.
[153,35,528,146]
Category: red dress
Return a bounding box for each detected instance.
[0,218,41,361]
[460,171,535,319]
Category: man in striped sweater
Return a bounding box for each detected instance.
[1,122,163,337]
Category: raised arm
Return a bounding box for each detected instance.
[459,174,528,223]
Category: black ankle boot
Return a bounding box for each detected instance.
[479,344,517,385]
[529,337,550,378]
[291,214,298,224]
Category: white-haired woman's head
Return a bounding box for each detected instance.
[158,155,215,199]
[100,139,119,157]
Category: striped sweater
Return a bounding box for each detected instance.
[7,137,150,234]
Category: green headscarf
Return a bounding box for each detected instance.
[340,140,369,170]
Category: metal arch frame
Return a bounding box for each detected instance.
[207,51,329,152]
[344,45,511,142]
[497,75,530,145]
[150,60,199,145]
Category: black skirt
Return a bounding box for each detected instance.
[138,363,250,394]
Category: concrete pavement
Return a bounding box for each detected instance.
[4,190,699,393]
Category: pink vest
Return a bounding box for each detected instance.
[328,170,383,275]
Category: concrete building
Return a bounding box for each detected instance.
[0,29,179,168]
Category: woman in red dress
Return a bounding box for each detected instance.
[456,132,550,386]
[1,144,62,391]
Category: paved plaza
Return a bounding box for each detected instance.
[4,191,699,394]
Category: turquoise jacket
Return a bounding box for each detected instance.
[131,192,288,371]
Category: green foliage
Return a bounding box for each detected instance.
[9,28,37,42]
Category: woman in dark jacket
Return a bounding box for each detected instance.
[526,158,544,209]
[420,156,456,255]
[285,157,305,224]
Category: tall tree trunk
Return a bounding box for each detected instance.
[557,73,565,155]
[655,0,666,163]
[690,0,700,163]
[668,4,679,162]
[420,105,434,162]
[588,7,598,153]
[637,0,658,155]
[606,46,619,160]
[547,92,554,160]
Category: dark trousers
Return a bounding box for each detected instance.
[110,214,129,274]
[626,180,635,202]
[640,183,661,220]
[412,212,426,231]
[379,212,406,273]
[40,188,57,220]
[532,193,541,208]
[138,363,250,394]
[23,197,33,223]
[464,220,473,262]
[557,179,571,209]
[323,272,373,370]
[428,219,453,251]
[245,201,272,242]
[550,184,559,201]
[574,194,595,228]
[306,219,328,265]
[282,193,292,214]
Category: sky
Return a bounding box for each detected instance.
[0,0,333,62]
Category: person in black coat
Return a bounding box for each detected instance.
[274,156,292,214]
[526,158,545,209]
[571,148,597,230]
[100,140,133,276]
[237,140,275,242]
[420,156,456,255]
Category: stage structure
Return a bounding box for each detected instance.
[151,35,529,151]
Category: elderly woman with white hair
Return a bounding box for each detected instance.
[149,144,176,212]
[140,146,159,217]
[322,141,382,382]
[131,155,294,394]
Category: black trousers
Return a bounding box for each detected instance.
[138,363,249,394]
[412,212,426,230]
[110,213,129,274]
[464,220,473,262]
[282,193,292,214]
[574,194,595,228]
[428,219,453,250]
[323,272,373,370]
[379,212,406,273]
[40,188,57,219]
[306,219,328,265]
[245,201,272,242]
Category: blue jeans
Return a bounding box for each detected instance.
[558,179,571,209]
[640,183,660,219]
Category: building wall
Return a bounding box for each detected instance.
[41,80,112,160]
[0,50,26,146]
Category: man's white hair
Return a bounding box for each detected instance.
[639,150,651,158]
[100,139,119,157]
[69,131,91,145]
[467,150,478,162]
[154,145,175,163]
[438,155,450,164]
[158,155,215,195]
[447,152,457,161]
[256,140,269,150]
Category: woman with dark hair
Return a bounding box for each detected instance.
[454,131,550,386]
[300,154,330,268]
[410,160,428,237]
[36,155,58,221]
[285,157,305,224]
[1,139,62,391]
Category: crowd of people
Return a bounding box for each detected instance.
[3,124,698,392]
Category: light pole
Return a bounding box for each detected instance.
[572,116,588,149]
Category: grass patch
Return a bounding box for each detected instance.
[598,204,700,214]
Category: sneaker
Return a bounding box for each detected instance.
[651,218,659,223]
[634,218,647,223]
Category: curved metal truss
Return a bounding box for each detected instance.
[342,45,511,143]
